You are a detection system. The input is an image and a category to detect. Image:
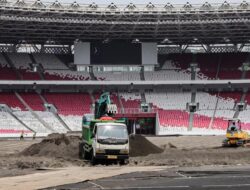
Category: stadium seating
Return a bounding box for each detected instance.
[119,92,141,113]
[1,52,250,136]
[0,111,31,135]
[1,52,248,81]
[13,111,50,133]
[0,54,18,80]
[33,53,68,70]
[7,53,41,80]
[44,70,90,80]
[0,92,25,110]
[238,93,250,130]
[19,93,44,111]
[95,71,140,81]
[44,93,91,115]
[166,52,248,80]
[60,115,82,131]
[35,111,67,133]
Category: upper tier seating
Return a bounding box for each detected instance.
[0,52,249,81]
[7,53,41,80]
[166,52,248,80]
[95,71,140,81]
[44,70,90,80]
[0,54,17,80]
[33,53,68,70]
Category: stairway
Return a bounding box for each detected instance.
[117,91,125,113]
[233,91,247,119]
[140,66,145,81]
[140,92,146,103]
[89,66,97,80]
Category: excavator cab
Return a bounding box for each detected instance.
[227,119,241,132]
[223,118,250,147]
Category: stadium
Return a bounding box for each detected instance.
[1,0,250,189]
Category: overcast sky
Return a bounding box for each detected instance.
[53,0,243,4]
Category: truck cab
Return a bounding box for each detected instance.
[92,122,129,162]
[80,117,129,164]
[79,92,129,164]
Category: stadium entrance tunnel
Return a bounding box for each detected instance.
[114,113,156,135]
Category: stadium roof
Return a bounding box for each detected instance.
[1,1,250,45]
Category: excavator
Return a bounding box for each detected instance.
[222,118,250,147]
[79,92,129,164]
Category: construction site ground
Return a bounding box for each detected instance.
[1,134,250,190]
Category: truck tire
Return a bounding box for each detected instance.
[119,159,125,165]
[91,150,96,165]
[79,142,84,159]
[83,148,91,160]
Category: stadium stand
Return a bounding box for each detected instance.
[0,111,31,137]
[1,1,250,138]
[95,71,140,81]
[0,92,25,110]
[0,54,18,80]
[44,93,91,115]
[35,111,67,133]
[19,93,44,111]
[12,111,49,134]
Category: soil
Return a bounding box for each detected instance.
[20,133,81,159]
[129,135,163,157]
[1,134,250,177]
[130,146,250,167]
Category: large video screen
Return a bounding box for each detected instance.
[91,41,141,65]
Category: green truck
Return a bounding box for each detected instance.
[79,93,129,164]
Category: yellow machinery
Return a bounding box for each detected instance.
[223,119,250,147]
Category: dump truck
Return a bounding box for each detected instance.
[222,118,250,147]
[79,92,129,164]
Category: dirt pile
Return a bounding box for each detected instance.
[129,135,163,157]
[20,133,81,159]
[130,147,250,167]
[21,134,163,159]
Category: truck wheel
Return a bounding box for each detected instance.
[91,151,96,165]
[119,159,125,165]
[83,148,91,160]
[79,142,83,159]
[79,142,90,160]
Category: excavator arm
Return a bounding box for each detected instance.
[94,92,117,119]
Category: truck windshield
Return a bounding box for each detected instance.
[97,125,128,139]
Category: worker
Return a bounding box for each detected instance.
[32,132,36,140]
[20,130,24,140]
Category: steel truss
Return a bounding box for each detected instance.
[0,1,250,45]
